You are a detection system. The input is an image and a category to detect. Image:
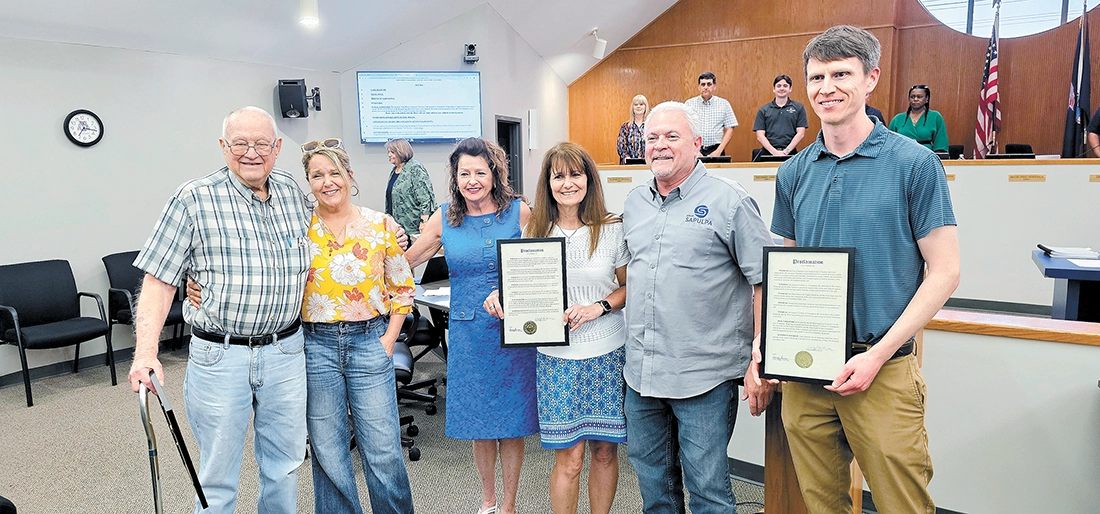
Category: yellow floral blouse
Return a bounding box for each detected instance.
[302,206,415,323]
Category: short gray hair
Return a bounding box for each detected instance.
[646,101,701,139]
[803,25,881,77]
[221,106,278,141]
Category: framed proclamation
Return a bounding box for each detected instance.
[496,237,569,347]
[760,246,855,385]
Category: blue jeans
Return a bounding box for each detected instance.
[304,319,414,514]
[183,328,307,514]
[625,380,738,514]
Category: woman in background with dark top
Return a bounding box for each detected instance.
[484,142,628,514]
[403,138,536,514]
[888,84,949,152]
[616,94,649,164]
[385,138,437,237]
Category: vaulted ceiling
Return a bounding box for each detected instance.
[0,0,677,84]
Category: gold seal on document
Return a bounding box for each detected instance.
[523,321,537,335]
[795,351,813,369]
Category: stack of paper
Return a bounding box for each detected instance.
[1038,245,1100,259]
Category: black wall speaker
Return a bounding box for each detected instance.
[278,79,309,118]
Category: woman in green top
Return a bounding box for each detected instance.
[385,138,438,236]
[888,85,949,152]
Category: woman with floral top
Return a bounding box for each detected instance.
[299,141,416,514]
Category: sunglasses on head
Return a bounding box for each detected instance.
[301,138,343,153]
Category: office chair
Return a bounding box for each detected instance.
[102,251,187,349]
[948,144,964,160]
[0,259,113,407]
[411,255,450,363]
[1005,143,1033,154]
[393,338,438,461]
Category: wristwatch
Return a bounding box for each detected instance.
[598,300,612,316]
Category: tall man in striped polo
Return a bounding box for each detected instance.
[767,26,960,513]
[128,106,313,514]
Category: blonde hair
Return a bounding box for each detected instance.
[629,94,650,121]
[302,147,357,197]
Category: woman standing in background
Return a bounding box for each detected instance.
[616,95,649,164]
[385,138,438,236]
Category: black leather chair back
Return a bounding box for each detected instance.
[422,256,449,283]
[102,251,142,293]
[0,260,79,329]
[1005,143,1033,154]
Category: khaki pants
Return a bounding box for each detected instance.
[782,354,934,514]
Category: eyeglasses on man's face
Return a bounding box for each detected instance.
[301,138,344,153]
[226,140,277,156]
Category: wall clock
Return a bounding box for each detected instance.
[64,109,104,147]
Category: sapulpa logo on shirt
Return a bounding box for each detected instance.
[685,205,713,226]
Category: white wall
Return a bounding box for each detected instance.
[337,3,569,211]
[0,1,571,381]
[0,37,336,377]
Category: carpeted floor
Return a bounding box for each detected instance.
[0,345,766,513]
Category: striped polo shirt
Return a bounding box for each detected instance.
[771,123,956,344]
[135,167,312,336]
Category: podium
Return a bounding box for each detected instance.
[1032,250,1100,322]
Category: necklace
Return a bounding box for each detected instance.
[319,207,359,255]
[557,224,584,240]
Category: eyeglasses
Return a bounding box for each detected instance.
[301,138,344,153]
[226,140,277,156]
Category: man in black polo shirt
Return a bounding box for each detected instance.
[752,74,809,161]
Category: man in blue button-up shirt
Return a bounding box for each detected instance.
[622,101,774,513]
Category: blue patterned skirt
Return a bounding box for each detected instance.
[535,346,627,449]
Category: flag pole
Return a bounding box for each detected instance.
[993,0,1000,155]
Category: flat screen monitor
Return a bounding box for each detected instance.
[756,154,793,163]
[356,71,482,144]
[985,153,1035,159]
[623,158,646,165]
[697,156,732,164]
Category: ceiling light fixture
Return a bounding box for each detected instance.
[591,28,607,59]
[300,0,319,26]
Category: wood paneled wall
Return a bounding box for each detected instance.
[570,0,1100,164]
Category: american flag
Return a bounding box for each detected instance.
[974,1,1001,159]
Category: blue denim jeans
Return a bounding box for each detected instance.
[625,380,738,514]
[183,328,307,514]
[304,318,414,514]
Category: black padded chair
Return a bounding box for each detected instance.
[948,144,964,160]
[102,251,186,348]
[1005,143,1033,154]
[0,259,113,407]
[393,339,437,461]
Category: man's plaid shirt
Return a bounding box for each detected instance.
[135,167,312,336]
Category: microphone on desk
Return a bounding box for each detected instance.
[1075,141,1100,158]
[1075,111,1099,158]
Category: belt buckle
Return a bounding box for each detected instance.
[247,335,270,348]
